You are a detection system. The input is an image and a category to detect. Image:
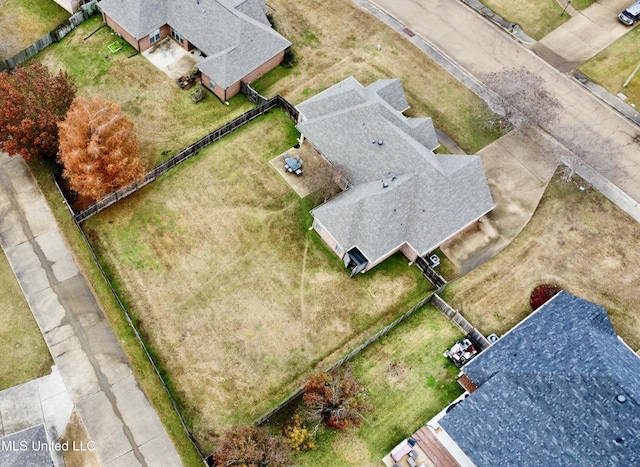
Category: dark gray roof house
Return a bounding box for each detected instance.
[98,0,291,100]
[296,77,494,275]
[432,291,640,466]
[0,424,54,466]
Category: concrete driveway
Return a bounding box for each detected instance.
[441,126,561,273]
[537,0,635,69]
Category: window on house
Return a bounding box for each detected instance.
[150,29,160,44]
[171,28,184,44]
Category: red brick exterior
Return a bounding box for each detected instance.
[102,15,285,101]
[200,50,285,101]
[241,50,285,85]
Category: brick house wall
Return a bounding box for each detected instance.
[312,219,346,260]
[241,50,285,85]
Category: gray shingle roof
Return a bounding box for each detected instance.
[98,0,290,88]
[440,292,640,466]
[0,424,53,466]
[298,77,493,264]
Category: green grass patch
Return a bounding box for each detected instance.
[35,15,254,168]
[0,0,69,60]
[270,303,463,466]
[480,0,570,40]
[579,28,640,108]
[0,246,53,389]
[28,159,203,466]
[569,0,597,10]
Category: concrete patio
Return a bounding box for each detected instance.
[142,38,203,82]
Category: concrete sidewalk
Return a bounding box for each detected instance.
[0,152,182,466]
[537,0,633,68]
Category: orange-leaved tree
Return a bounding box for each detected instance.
[303,365,368,430]
[58,97,145,201]
[211,425,292,467]
[0,62,76,161]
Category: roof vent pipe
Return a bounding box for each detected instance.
[377,139,383,145]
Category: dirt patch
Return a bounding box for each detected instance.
[385,361,409,387]
[331,431,372,466]
[59,410,101,467]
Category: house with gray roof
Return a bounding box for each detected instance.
[97,0,291,100]
[296,77,494,275]
[416,291,640,466]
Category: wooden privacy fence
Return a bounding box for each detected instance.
[74,94,299,223]
[241,81,268,105]
[430,294,491,350]
[255,293,434,425]
[0,4,95,71]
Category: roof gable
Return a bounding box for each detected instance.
[299,77,493,264]
[98,0,290,88]
[440,292,640,466]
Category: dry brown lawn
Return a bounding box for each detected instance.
[257,0,504,153]
[84,110,428,452]
[0,0,69,60]
[443,173,640,351]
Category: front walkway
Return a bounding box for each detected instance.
[0,153,182,466]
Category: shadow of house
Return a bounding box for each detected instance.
[296,77,494,276]
[419,291,640,466]
[97,0,290,101]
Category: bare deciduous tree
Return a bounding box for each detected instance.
[303,365,368,431]
[211,425,292,467]
[485,68,561,130]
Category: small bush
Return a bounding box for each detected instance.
[284,413,316,453]
[530,284,561,310]
[282,49,296,68]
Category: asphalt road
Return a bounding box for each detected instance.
[366,0,640,218]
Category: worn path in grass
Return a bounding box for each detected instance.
[367,0,640,223]
[0,153,181,467]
